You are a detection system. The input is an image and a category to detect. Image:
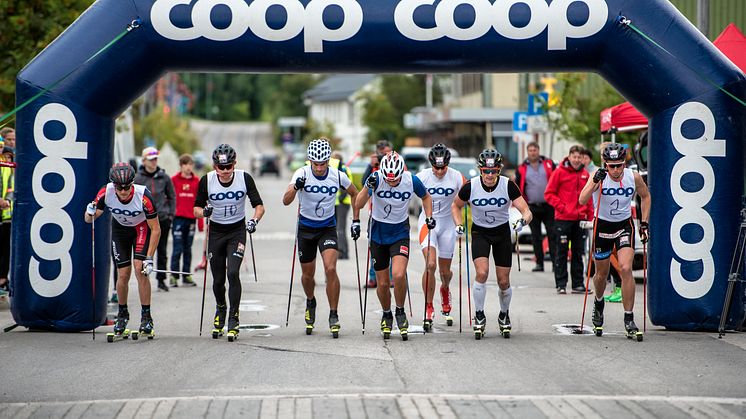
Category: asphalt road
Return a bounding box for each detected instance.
[1,121,744,417]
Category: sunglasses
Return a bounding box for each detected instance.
[606,163,625,169]
[480,169,498,175]
[216,163,234,171]
[115,183,132,191]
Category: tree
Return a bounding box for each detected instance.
[0,1,95,113]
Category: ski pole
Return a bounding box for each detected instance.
[423,229,431,330]
[354,238,364,334]
[91,218,96,341]
[579,186,603,333]
[286,197,301,327]
[363,201,373,332]
[642,239,647,333]
[249,233,258,282]
[464,207,472,326]
[458,236,462,333]
[198,218,210,336]
[514,230,521,272]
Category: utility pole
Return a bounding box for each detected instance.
[697,0,709,38]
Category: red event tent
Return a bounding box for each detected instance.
[600,23,746,132]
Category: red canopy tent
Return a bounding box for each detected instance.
[600,23,746,132]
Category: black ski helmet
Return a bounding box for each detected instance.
[212,144,236,165]
[602,143,626,162]
[477,149,503,168]
[428,144,451,168]
[109,162,135,185]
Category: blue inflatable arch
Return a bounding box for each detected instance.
[13,0,746,331]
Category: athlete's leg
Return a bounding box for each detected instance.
[593,259,611,297]
[473,257,489,311]
[300,261,317,300]
[391,255,409,308]
[421,247,437,305]
[320,248,340,310]
[133,259,152,305]
[116,266,131,304]
[372,242,392,310]
[209,234,229,306]
[225,232,246,311]
[437,257,453,288]
[617,247,635,311]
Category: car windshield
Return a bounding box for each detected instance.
[449,161,478,178]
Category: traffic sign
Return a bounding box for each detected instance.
[513,112,528,132]
[527,92,549,116]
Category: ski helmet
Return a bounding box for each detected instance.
[428,144,451,168]
[379,151,405,182]
[602,143,626,162]
[109,162,135,185]
[212,144,236,165]
[307,138,332,163]
[477,149,503,169]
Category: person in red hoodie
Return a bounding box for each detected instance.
[544,145,594,294]
[170,154,201,287]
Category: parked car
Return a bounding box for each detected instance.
[257,153,281,177]
[289,151,307,172]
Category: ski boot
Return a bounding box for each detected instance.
[473,310,486,340]
[592,299,604,337]
[305,297,316,335]
[226,310,240,342]
[329,311,341,339]
[395,308,409,341]
[440,285,453,326]
[212,304,227,339]
[106,307,130,343]
[133,311,155,340]
[381,312,393,339]
[423,303,434,332]
[604,287,622,303]
[624,313,643,342]
[498,310,511,339]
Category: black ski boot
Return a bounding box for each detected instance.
[305,297,316,335]
[133,310,155,340]
[395,307,409,341]
[498,310,511,338]
[107,307,130,342]
[329,310,340,339]
[474,310,486,340]
[381,311,393,339]
[624,312,643,342]
[212,304,227,339]
[592,299,604,337]
[226,309,240,342]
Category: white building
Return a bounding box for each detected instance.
[303,74,378,158]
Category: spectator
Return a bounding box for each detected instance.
[134,146,176,292]
[0,130,15,296]
[581,148,598,173]
[170,154,200,287]
[330,151,353,260]
[362,140,392,287]
[513,141,556,272]
[544,145,594,294]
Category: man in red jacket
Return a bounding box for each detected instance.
[170,154,201,287]
[544,145,594,294]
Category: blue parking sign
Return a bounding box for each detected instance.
[513,112,528,131]
[527,92,549,116]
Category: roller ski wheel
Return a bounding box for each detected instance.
[444,313,454,327]
[381,313,393,340]
[395,311,409,341]
[624,316,643,342]
[137,314,155,340]
[226,309,240,342]
[592,299,604,337]
[213,305,227,339]
[106,329,130,343]
[212,328,224,339]
[423,303,434,333]
[473,326,484,340]
[423,319,432,333]
[474,310,486,340]
[305,298,316,336]
[227,330,238,342]
[108,309,130,343]
[329,312,341,339]
[498,311,511,339]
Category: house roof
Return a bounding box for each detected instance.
[303,74,376,103]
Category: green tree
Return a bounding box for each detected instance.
[133,103,198,156]
[0,0,95,113]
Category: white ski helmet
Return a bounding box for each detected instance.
[379,151,405,182]
[307,138,332,163]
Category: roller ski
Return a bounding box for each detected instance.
[440,285,453,326]
[624,313,643,342]
[329,311,340,339]
[381,312,393,339]
[132,312,155,341]
[423,303,434,333]
[226,310,240,342]
[592,299,604,337]
[212,305,227,339]
[305,297,316,335]
[498,310,511,339]
[395,308,409,341]
[473,310,486,340]
[106,308,130,343]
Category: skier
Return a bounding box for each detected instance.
[415,144,464,330]
[85,162,161,342]
[579,143,650,341]
[353,151,433,340]
[193,144,265,342]
[452,149,532,339]
[282,138,360,338]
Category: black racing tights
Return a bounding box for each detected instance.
[208,226,246,311]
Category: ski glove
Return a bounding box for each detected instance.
[512,218,527,234]
[593,168,607,184]
[455,224,465,237]
[86,202,97,216]
[365,174,378,191]
[579,220,594,230]
[246,218,258,234]
[294,177,306,191]
[351,219,361,241]
[203,205,213,218]
[425,217,436,230]
[639,221,649,244]
[142,257,154,275]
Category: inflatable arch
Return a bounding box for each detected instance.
[12,0,746,331]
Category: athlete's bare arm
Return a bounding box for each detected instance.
[421,192,433,219]
[251,204,265,222]
[512,196,533,224]
[354,187,370,211]
[146,217,161,259]
[634,172,651,223]
[282,184,297,206]
[347,184,361,220]
[451,196,466,226]
[579,175,598,206]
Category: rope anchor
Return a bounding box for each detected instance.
[617,15,631,26]
[127,19,142,31]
